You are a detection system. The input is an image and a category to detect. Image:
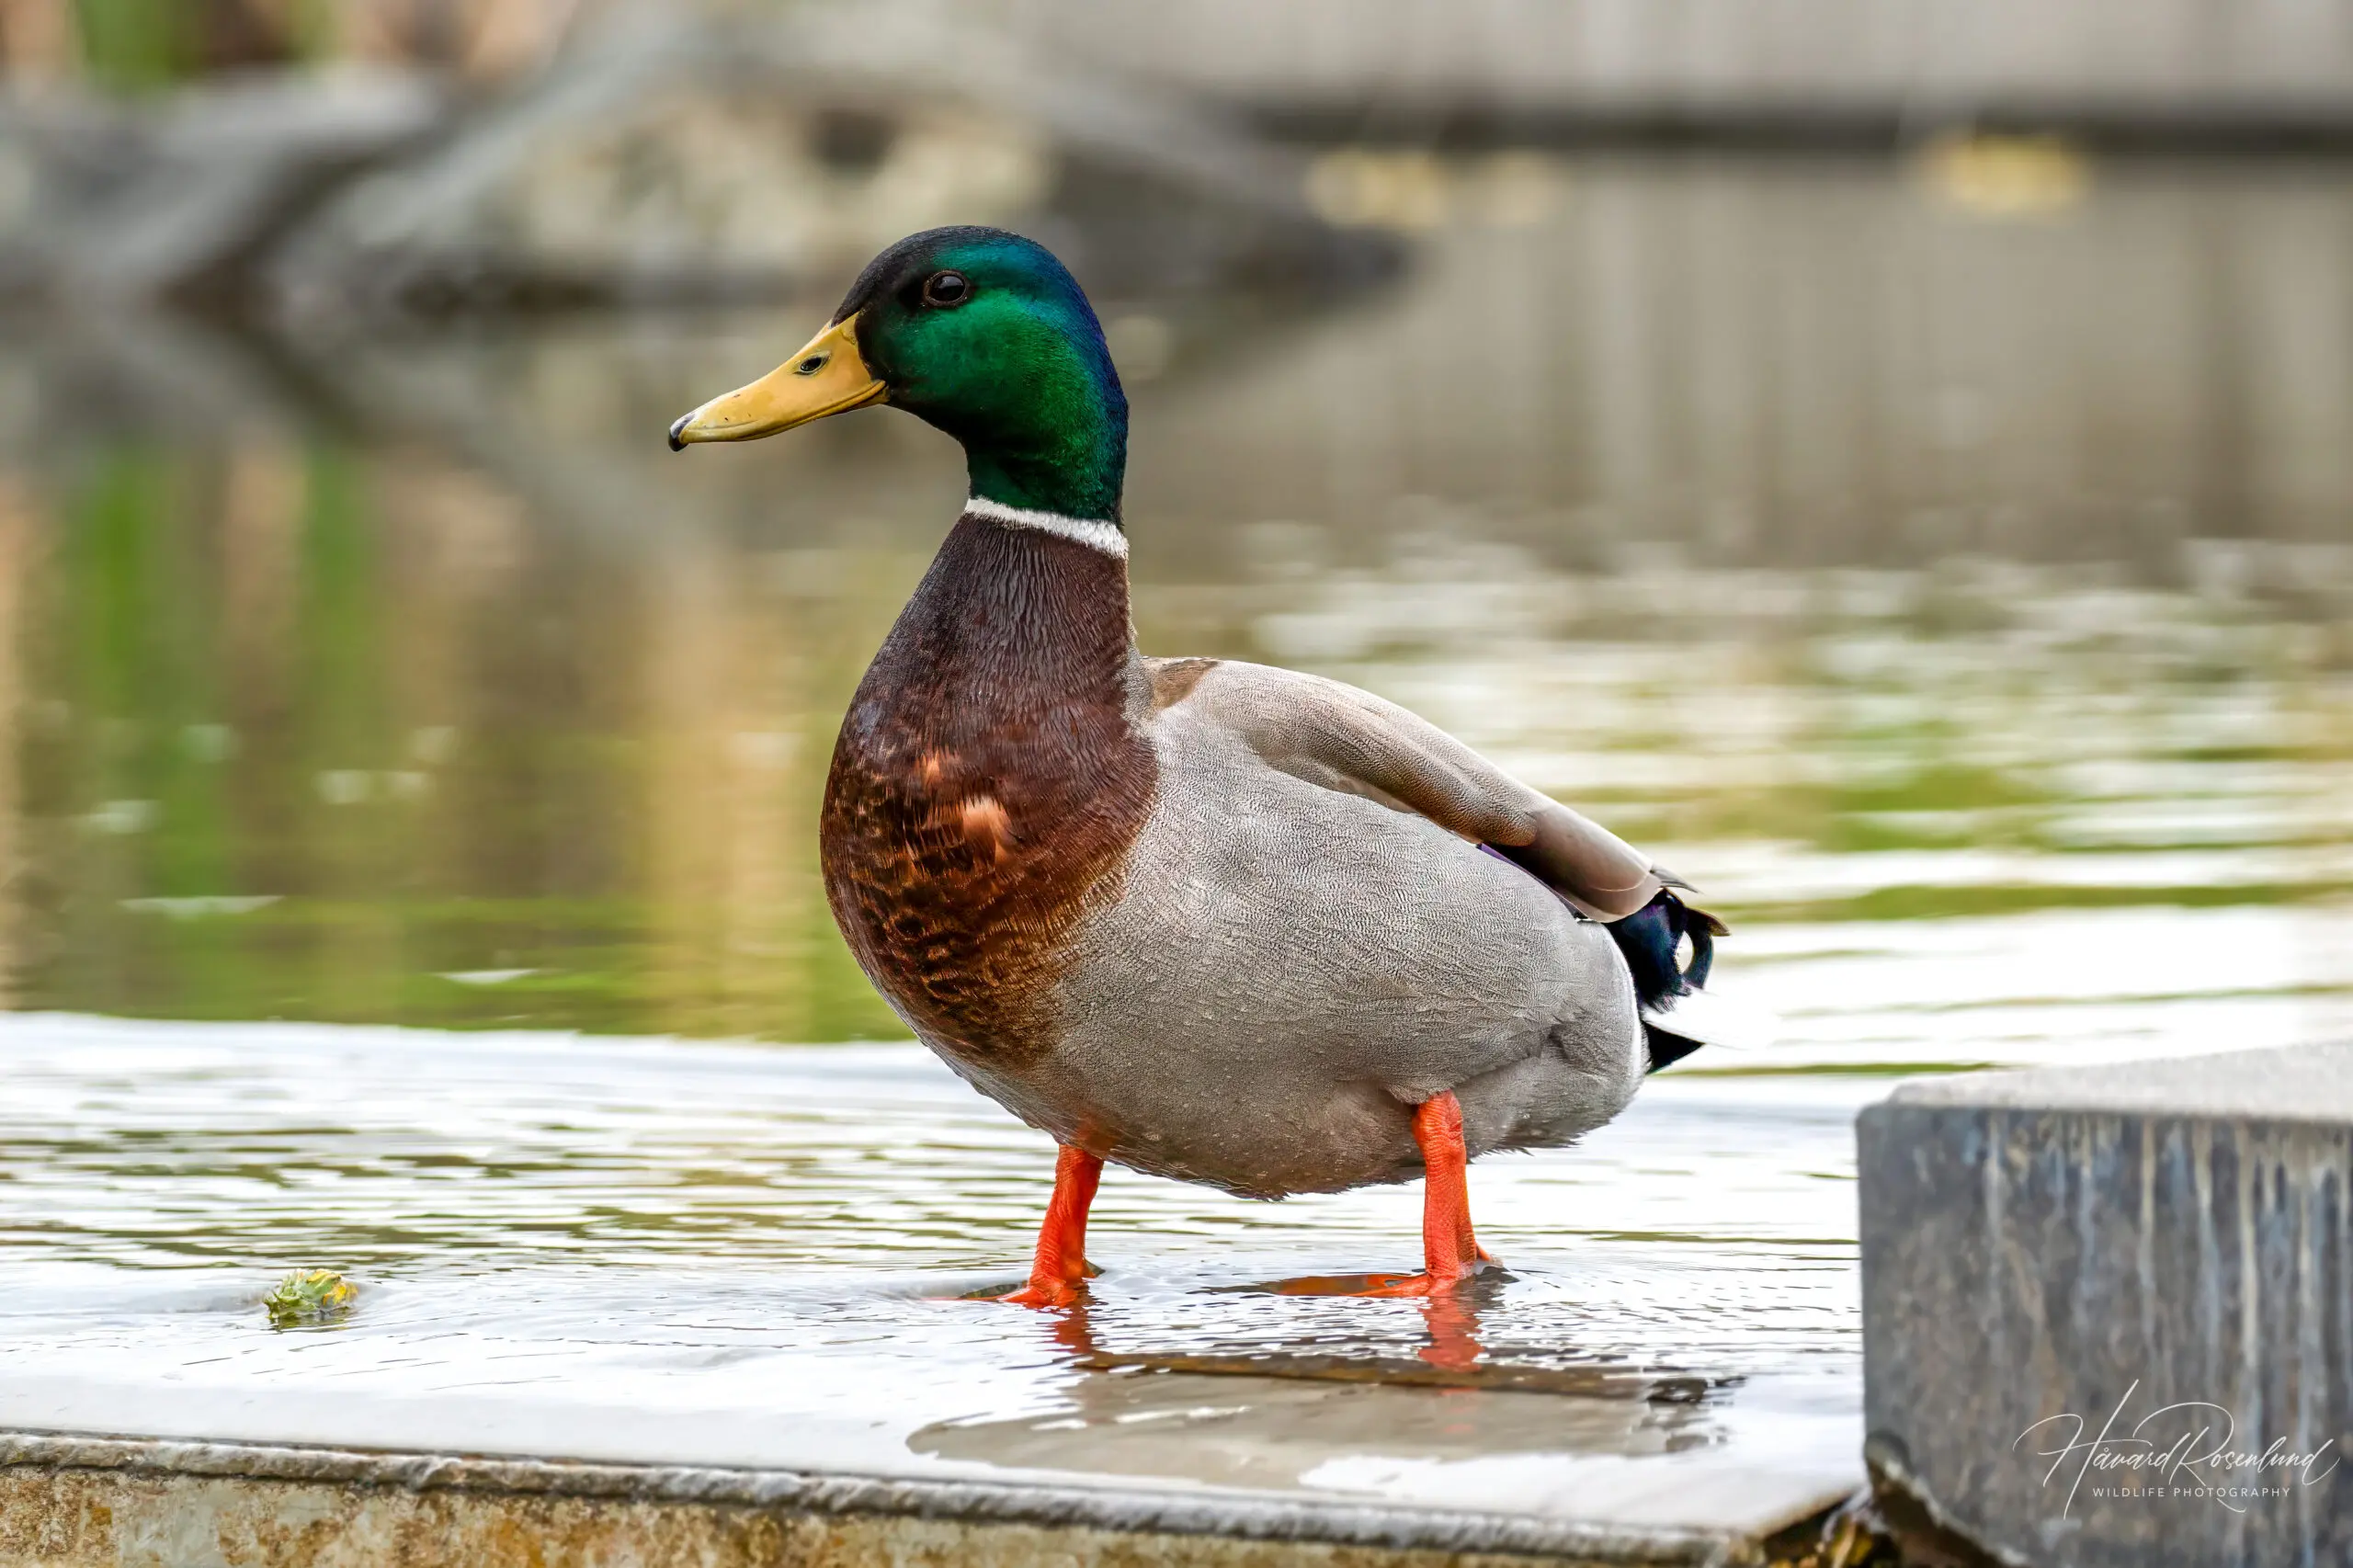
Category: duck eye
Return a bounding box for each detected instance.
[921,270,970,307]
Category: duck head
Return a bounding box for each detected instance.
[669,226,1129,525]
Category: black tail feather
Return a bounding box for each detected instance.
[1681,910,1716,989]
[1644,1028,1708,1073]
[1606,886,1728,1074]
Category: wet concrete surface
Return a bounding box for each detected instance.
[0,1014,1861,1555]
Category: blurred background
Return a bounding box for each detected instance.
[0,0,2347,1064]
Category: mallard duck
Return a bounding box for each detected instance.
[671,227,1727,1306]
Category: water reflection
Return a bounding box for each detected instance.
[0,1017,1851,1506]
[909,1362,1724,1492]
[1,153,2347,1050]
[1079,1278,1719,1392]
[1232,1273,1519,1378]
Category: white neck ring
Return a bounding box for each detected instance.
[965,496,1128,559]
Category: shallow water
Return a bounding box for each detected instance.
[0,153,2349,1502]
[0,1015,1860,1514]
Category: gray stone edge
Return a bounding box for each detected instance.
[1880,1041,2353,1124]
[0,1429,1764,1564]
[1858,1095,2353,1145]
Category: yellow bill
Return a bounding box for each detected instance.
[667,315,885,450]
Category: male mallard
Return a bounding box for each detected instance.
[671,227,1726,1306]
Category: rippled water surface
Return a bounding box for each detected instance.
[1,153,2349,1507]
[0,1015,1862,1515]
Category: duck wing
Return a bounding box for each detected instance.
[1144,658,1662,921]
[1143,659,1763,1068]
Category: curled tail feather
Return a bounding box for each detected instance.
[1605,885,1730,1073]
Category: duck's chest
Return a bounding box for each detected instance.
[818,516,1154,1060]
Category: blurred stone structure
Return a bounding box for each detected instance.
[12,0,2353,132]
[983,0,2353,143]
[0,0,2345,314]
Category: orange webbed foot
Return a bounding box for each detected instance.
[1352,1260,1494,1299]
[993,1145,1104,1310]
[994,1254,1096,1308]
[995,1278,1087,1308]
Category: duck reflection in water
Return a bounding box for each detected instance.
[913,1284,1723,1485]
[1254,1270,1505,1373]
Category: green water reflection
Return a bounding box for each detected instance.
[19,432,893,1037]
[5,154,2350,1045]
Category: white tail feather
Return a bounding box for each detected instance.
[1641,985,1779,1052]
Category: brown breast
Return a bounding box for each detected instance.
[820,514,1154,1062]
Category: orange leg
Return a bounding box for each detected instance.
[997,1144,1104,1308]
[1362,1091,1496,1298]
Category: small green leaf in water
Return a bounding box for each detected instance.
[265,1268,358,1329]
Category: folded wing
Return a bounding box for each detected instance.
[1151,659,1662,921]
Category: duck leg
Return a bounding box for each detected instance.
[1362,1091,1495,1298]
[997,1143,1104,1307]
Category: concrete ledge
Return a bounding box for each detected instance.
[1859,1044,2353,1568]
[0,1432,1799,1567]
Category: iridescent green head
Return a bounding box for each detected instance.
[669,227,1130,525]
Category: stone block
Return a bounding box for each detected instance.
[1859,1044,2353,1566]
